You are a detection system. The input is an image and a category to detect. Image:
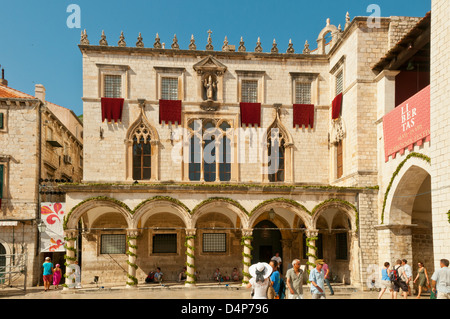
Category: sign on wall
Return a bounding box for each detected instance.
[40,202,66,252]
[383,85,430,162]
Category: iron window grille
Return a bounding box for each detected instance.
[241,80,258,103]
[153,234,177,254]
[203,233,226,253]
[100,234,126,254]
[104,75,122,98]
[161,77,178,100]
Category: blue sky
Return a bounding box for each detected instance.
[0,0,430,116]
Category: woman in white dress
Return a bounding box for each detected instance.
[246,262,273,299]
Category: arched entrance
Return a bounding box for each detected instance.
[252,220,282,265]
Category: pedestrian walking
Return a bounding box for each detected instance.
[309,259,326,299]
[52,264,62,290]
[378,262,393,299]
[271,252,282,273]
[402,259,413,296]
[431,259,450,299]
[42,257,54,292]
[246,262,272,299]
[391,259,408,299]
[285,259,304,299]
[322,259,334,295]
[269,260,281,299]
[413,262,429,299]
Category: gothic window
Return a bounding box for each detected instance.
[187,119,233,182]
[132,124,152,180]
[104,74,122,98]
[268,134,285,182]
[161,77,178,100]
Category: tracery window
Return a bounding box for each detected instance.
[267,132,285,182]
[132,124,152,180]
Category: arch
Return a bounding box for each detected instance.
[126,110,160,143]
[316,19,339,54]
[191,197,249,229]
[132,196,192,229]
[64,197,133,230]
[382,152,431,224]
[311,198,358,231]
[249,197,313,230]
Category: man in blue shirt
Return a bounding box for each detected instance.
[431,259,450,299]
[270,260,281,299]
[309,259,326,299]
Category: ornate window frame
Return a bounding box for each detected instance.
[154,67,186,101]
[236,70,266,104]
[289,72,319,105]
[96,63,130,99]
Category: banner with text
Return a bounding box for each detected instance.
[383,85,430,162]
[40,202,66,252]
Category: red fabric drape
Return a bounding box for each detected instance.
[331,93,343,120]
[293,104,314,128]
[159,99,182,124]
[240,102,261,127]
[101,97,124,123]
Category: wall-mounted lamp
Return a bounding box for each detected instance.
[37,219,47,233]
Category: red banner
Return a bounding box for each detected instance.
[383,85,430,162]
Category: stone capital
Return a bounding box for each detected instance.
[242,229,253,237]
[127,229,140,237]
[185,229,197,237]
[305,229,319,238]
[64,229,78,239]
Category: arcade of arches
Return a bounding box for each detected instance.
[62,194,363,287]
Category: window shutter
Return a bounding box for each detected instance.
[0,165,3,199]
[0,113,3,129]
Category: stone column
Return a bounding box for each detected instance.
[280,239,293,274]
[126,229,140,288]
[62,229,78,291]
[305,230,319,272]
[185,229,197,287]
[241,229,253,286]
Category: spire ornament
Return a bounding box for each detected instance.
[171,34,180,49]
[345,12,351,30]
[255,37,263,53]
[99,30,108,46]
[222,36,229,52]
[206,29,214,51]
[80,29,89,45]
[271,39,278,53]
[303,40,311,54]
[189,34,197,50]
[136,32,144,48]
[286,39,294,54]
[153,33,162,49]
[238,36,246,52]
[118,31,126,47]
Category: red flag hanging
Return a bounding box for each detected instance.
[101,97,124,123]
[331,93,343,120]
[240,102,261,127]
[159,99,182,125]
[293,104,314,129]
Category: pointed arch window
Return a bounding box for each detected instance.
[268,133,285,182]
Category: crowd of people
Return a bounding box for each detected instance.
[378,258,450,299]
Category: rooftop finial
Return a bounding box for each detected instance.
[222,36,229,52]
[271,38,278,54]
[171,34,180,49]
[189,34,197,50]
[118,31,126,47]
[326,18,330,26]
[238,36,246,52]
[286,38,294,54]
[255,37,263,53]
[206,29,214,51]
[99,30,108,46]
[303,40,311,54]
[80,29,89,45]
[154,33,162,49]
[345,12,351,30]
[136,32,144,48]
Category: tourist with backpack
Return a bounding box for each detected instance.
[391,259,408,299]
[378,262,393,299]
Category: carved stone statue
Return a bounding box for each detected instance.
[203,75,217,101]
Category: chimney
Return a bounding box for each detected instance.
[0,66,7,86]
[35,84,46,102]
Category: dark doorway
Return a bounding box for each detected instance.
[252,220,282,264]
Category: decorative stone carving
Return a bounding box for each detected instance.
[171,34,180,50]
[255,37,263,52]
[345,12,351,30]
[118,31,126,47]
[286,39,294,54]
[238,36,246,52]
[136,32,144,48]
[153,33,162,49]
[99,30,108,46]
[222,36,229,52]
[189,34,197,50]
[330,117,346,144]
[303,40,311,54]
[206,29,214,51]
[80,29,89,45]
[203,75,217,101]
[271,39,278,53]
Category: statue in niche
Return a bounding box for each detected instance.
[203,74,217,101]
